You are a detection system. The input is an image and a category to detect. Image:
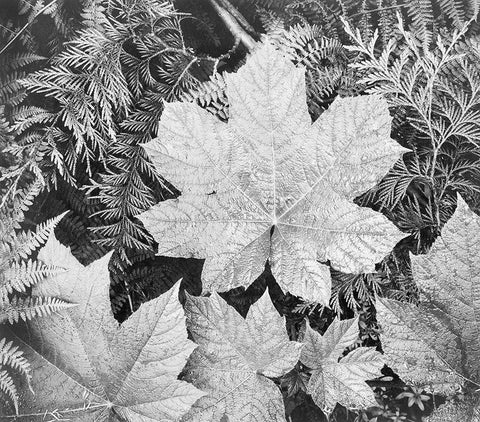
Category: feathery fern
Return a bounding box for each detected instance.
[0,213,69,413]
[346,16,480,236]
[90,0,217,266]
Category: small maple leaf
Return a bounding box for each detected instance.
[377,196,480,420]
[0,235,204,421]
[181,289,302,422]
[138,41,406,304]
[300,317,384,412]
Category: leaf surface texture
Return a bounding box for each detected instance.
[300,317,384,412]
[182,290,302,422]
[377,197,480,419]
[1,235,204,421]
[138,42,406,304]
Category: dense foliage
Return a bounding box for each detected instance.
[1,0,480,421]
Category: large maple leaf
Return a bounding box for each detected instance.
[376,196,480,420]
[181,290,302,422]
[138,41,406,304]
[300,317,384,413]
[0,235,204,421]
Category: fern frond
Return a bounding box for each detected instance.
[366,154,428,208]
[247,0,291,9]
[183,73,229,120]
[80,0,107,29]
[0,338,31,383]
[0,107,13,146]
[268,22,349,115]
[0,212,66,299]
[256,8,285,37]
[0,369,18,414]
[407,0,435,47]
[0,177,44,239]
[345,16,479,232]
[284,0,342,38]
[468,0,480,17]
[0,295,74,324]
[11,106,57,134]
[277,23,343,65]
[90,1,213,265]
[0,70,29,108]
[89,94,166,260]
[1,53,45,73]
[0,260,59,300]
[330,270,382,315]
[8,212,68,261]
[437,0,479,28]
[19,19,131,175]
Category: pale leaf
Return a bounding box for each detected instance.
[138,41,406,304]
[377,196,480,419]
[300,318,384,412]
[0,235,204,421]
[182,290,302,422]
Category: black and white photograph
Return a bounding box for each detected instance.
[1,0,479,421]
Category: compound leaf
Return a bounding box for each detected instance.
[182,290,302,422]
[138,41,406,305]
[300,318,384,412]
[0,235,204,421]
[377,196,480,419]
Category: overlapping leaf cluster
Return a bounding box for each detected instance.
[2,43,401,421]
[3,1,480,420]
[1,232,385,421]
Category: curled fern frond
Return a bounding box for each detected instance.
[263,22,350,116]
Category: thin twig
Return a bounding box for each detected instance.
[217,0,257,35]
[208,0,256,51]
[212,37,241,74]
[0,0,56,57]
[0,23,16,35]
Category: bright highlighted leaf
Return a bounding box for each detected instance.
[138,41,406,304]
[300,317,384,412]
[377,196,480,419]
[182,290,302,422]
[0,235,204,421]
